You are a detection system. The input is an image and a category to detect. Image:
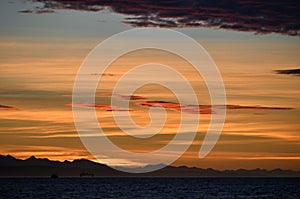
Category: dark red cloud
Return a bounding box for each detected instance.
[69,103,132,112]
[225,105,292,111]
[27,0,300,36]
[275,69,300,76]
[136,101,211,114]
[0,104,18,110]
[136,101,292,114]
[96,93,147,101]
[93,93,293,114]
[90,73,114,76]
[115,94,147,101]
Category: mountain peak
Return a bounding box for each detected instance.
[0,154,299,177]
[27,155,37,160]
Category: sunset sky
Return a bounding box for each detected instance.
[0,0,299,170]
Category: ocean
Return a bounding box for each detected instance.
[0,177,299,198]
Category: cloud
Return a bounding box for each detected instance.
[0,104,18,110]
[95,93,292,114]
[18,10,33,13]
[225,105,292,111]
[135,100,292,114]
[36,9,55,14]
[274,69,300,76]
[18,9,55,14]
[90,73,114,76]
[26,0,300,36]
[136,101,211,114]
[96,93,147,100]
[69,103,132,111]
[115,94,147,101]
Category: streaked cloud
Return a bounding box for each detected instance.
[19,9,56,14]
[18,9,33,13]
[0,104,18,110]
[96,93,293,114]
[199,151,300,161]
[96,93,147,101]
[90,73,114,76]
[115,94,147,101]
[70,103,132,111]
[275,68,300,76]
[36,9,55,14]
[136,100,292,114]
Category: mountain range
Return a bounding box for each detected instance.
[0,155,299,177]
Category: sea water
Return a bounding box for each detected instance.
[0,177,299,198]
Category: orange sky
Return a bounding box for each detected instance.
[0,0,299,170]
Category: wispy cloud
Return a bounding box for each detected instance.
[115,94,147,101]
[96,93,147,101]
[93,93,293,114]
[0,104,18,110]
[69,103,132,111]
[18,9,33,13]
[200,151,300,161]
[18,9,55,14]
[274,68,300,76]
[136,100,292,114]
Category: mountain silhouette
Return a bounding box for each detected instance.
[0,154,299,177]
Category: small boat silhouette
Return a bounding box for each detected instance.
[50,173,59,178]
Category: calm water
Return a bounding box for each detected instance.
[0,178,299,198]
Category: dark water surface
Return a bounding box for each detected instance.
[0,177,299,198]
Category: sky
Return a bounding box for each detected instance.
[0,0,300,170]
